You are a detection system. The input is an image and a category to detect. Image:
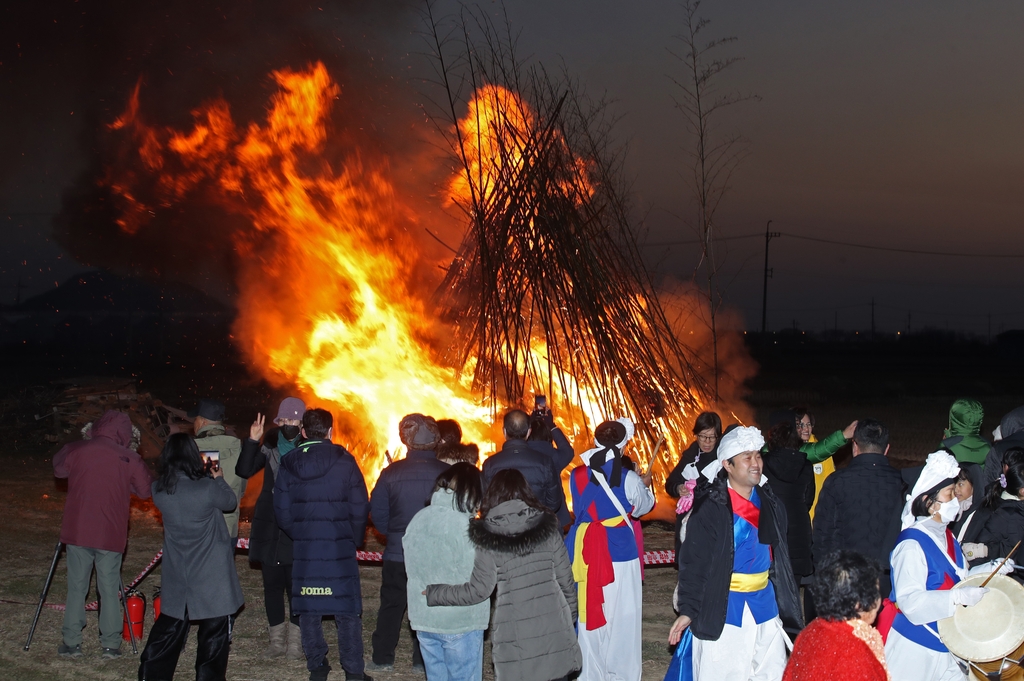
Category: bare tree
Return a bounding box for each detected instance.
[669,0,758,401]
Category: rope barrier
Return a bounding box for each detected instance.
[3,539,677,612]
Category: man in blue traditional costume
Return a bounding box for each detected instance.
[669,426,803,681]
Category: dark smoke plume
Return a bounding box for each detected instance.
[2,0,447,299]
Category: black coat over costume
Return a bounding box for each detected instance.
[235,427,293,566]
[762,446,815,578]
[273,439,370,616]
[675,477,803,641]
[665,440,719,564]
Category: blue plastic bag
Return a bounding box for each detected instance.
[663,628,693,681]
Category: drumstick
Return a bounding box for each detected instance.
[980,540,1021,588]
[645,436,666,477]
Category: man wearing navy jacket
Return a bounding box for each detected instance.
[275,408,372,681]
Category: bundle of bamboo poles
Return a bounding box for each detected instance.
[425,9,714,477]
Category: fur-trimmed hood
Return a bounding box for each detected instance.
[468,500,560,555]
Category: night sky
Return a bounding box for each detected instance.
[3,0,1023,334]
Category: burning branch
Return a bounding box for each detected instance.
[421,6,715,480]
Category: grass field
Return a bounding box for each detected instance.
[0,446,681,681]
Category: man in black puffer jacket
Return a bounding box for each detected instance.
[812,418,903,597]
[275,408,372,681]
[482,410,562,516]
[671,426,802,681]
[367,414,449,672]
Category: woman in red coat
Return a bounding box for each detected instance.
[784,550,890,681]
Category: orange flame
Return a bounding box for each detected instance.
[107,63,492,484]
[105,64,727,503]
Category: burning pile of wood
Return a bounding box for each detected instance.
[426,11,712,476]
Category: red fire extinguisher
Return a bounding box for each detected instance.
[123,589,146,642]
[153,589,161,621]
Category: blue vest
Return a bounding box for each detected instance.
[890,527,964,652]
[726,486,777,626]
[566,462,638,562]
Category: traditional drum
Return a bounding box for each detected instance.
[938,574,1024,680]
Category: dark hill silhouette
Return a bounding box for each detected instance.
[13,270,228,314]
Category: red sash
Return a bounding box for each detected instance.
[729,487,760,529]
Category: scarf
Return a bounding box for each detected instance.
[278,429,300,457]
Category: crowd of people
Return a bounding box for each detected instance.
[49,394,1024,681]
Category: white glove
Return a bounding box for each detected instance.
[953,586,990,607]
[962,543,988,562]
[681,463,699,481]
[967,559,1015,577]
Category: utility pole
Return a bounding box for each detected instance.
[870,298,876,339]
[760,220,781,333]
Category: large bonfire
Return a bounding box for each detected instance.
[101,53,722,489]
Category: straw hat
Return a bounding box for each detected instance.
[938,574,1024,662]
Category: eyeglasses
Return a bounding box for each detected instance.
[796,422,813,430]
[697,434,717,443]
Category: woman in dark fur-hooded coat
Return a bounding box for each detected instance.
[426,469,581,681]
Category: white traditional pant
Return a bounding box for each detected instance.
[884,628,967,681]
[578,559,642,681]
[692,604,788,681]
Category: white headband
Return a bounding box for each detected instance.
[579,417,635,467]
[701,426,765,482]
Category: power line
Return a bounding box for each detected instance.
[643,232,762,246]
[643,229,1024,258]
[781,232,1024,258]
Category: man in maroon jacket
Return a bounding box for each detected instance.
[53,410,153,660]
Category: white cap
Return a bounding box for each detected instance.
[901,450,960,529]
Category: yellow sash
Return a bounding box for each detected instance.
[729,571,769,592]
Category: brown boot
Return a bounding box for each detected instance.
[286,621,305,661]
[262,623,288,659]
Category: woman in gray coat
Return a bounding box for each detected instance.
[426,469,581,681]
[139,433,244,681]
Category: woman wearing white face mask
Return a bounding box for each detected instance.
[882,451,1014,681]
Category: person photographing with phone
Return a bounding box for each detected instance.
[527,395,577,528]
[138,433,244,681]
